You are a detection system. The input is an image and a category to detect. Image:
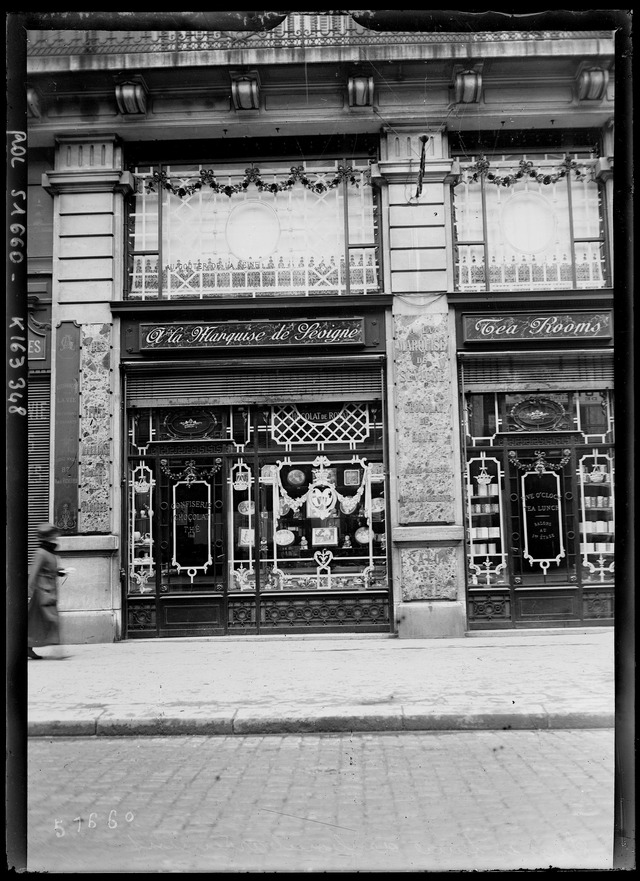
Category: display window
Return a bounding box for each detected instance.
[462,391,615,600]
[126,401,387,603]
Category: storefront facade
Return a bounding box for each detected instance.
[23,15,617,641]
[457,317,614,627]
[117,309,393,637]
[450,138,615,628]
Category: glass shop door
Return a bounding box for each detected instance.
[126,453,228,638]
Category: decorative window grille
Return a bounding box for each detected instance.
[127,160,380,299]
[270,404,371,450]
[465,453,508,586]
[453,153,608,292]
[577,451,615,583]
[463,391,614,447]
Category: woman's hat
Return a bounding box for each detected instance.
[37,522,60,541]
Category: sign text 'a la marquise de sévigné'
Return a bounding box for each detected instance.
[140,318,365,351]
[462,311,612,343]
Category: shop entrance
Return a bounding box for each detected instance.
[463,392,615,628]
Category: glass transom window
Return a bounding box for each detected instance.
[453,153,608,292]
[127,159,380,299]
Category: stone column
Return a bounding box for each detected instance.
[42,135,133,643]
[380,129,466,638]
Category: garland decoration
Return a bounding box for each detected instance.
[508,449,572,474]
[145,164,368,198]
[465,154,593,187]
[159,458,222,483]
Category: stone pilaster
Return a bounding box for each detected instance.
[41,134,131,642]
[380,127,466,636]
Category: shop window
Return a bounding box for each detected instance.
[462,391,614,589]
[230,456,386,593]
[126,402,387,597]
[126,159,380,299]
[452,152,608,292]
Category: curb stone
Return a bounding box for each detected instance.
[27,707,614,737]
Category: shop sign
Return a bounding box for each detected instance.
[296,404,344,424]
[521,472,565,570]
[139,318,365,351]
[462,311,612,343]
[28,323,48,363]
[53,322,81,532]
[172,480,213,574]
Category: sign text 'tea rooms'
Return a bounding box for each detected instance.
[462,311,612,343]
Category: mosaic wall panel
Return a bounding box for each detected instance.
[400,546,458,601]
[393,311,456,523]
[53,321,81,533]
[78,323,113,532]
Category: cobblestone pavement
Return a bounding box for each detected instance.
[27,730,614,873]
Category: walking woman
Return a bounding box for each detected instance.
[28,523,67,660]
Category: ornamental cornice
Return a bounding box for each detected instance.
[41,169,134,195]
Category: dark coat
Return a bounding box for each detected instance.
[28,543,63,647]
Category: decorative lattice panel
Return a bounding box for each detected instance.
[271,403,370,449]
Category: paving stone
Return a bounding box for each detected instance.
[28,731,615,871]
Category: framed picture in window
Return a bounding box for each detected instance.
[312,527,338,547]
[369,463,385,482]
[343,469,361,487]
[237,528,255,547]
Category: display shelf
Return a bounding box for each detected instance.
[578,456,615,567]
[465,454,508,588]
[128,463,156,595]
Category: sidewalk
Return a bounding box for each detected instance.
[27,628,614,737]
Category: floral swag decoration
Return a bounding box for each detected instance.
[464,155,594,188]
[508,449,572,474]
[145,164,370,198]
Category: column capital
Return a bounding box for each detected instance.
[43,133,133,194]
[52,133,124,171]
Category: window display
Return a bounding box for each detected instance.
[231,456,386,592]
[463,391,614,591]
[578,453,615,583]
[126,401,387,600]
